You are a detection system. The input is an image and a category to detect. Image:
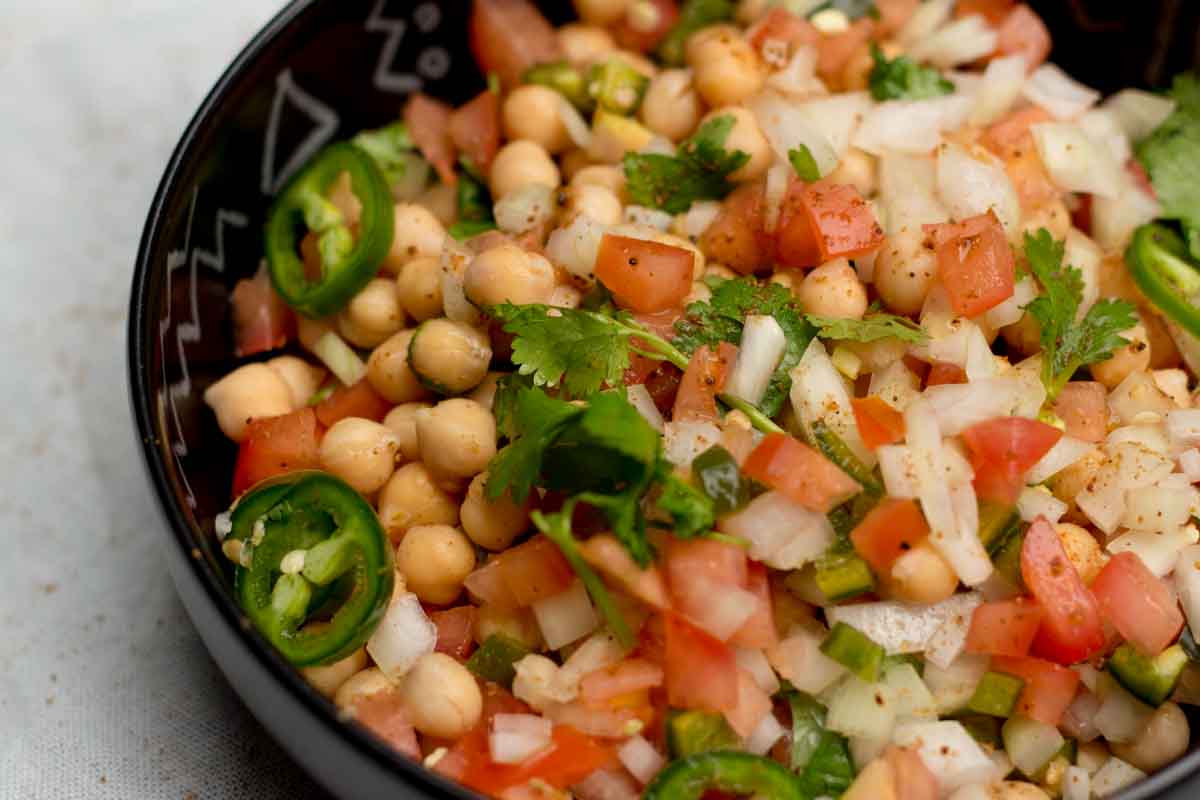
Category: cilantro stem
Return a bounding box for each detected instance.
[609,314,690,370]
[719,393,786,435]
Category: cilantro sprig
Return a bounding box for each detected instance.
[807,313,927,344]
[1022,229,1139,399]
[867,44,955,102]
[1136,73,1200,260]
[623,115,750,214]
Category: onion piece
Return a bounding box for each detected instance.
[718,490,836,570]
[744,712,787,756]
[440,239,482,324]
[985,275,1038,330]
[883,662,937,721]
[924,654,989,715]
[1166,410,1200,448]
[495,184,554,234]
[662,420,722,468]
[1064,228,1103,317]
[767,623,847,695]
[878,152,947,234]
[1094,679,1155,743]
[923,377,1027,436]
[898,0,954,45]
[557,632,629,694]
[1092,758,1147,796]
[1061,689,1102,743]
[1063,766,1090,800]
[1002,715,1065,778]
[826,677,897,741]
[1031,122,1123,198]
[853,95,973,156]
[766,45,826,98]
[309,330,366,387]
[1107,525,1199,577]
[763,163,790,234]
[794,92,872,157]
[1104,89,1176,141]
[558,95,592,149]
[1175,544,1200,633]
[750,90,839,176]
[735,647,781,696]
[573,769,641,800]
[684,201,721,239]
[366,591,436,680]
[1122,485,1199,531]
[489,714,553,764]
[1017,486,1067,524]
[878,444,918,499]
[969,54,1028,126]
[1106,423,1170,455]
[617,736,664,785]
[1026,436,1095,484]
[545,214,609,284]
[1091,172,1161,253]
[725,315,787,406]
[1022,63,1101,119]
[1180,449,1200,482]
[625,384,664,432]
[532,580,598,650]
[825,593,983,657]
[624,205,673,230]
[791,338,875,466]
[1077,107,1132,166]
[893,721,996,792]
[936,143,1020,235]
[908,15,997,68]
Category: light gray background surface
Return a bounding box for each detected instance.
[0,1,334,797]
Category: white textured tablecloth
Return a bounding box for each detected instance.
[0,2,334,797]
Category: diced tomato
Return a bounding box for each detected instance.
[449,89,501,172]
[962,417,1062,505]
[665,539,750,637]
[579,534,671,609]
[724,670,773,738]
[926,212,1016,318]
[729,562,778,650]
[955,0,1014,26]
[350,688,421,760]
[965,598,1044,657]
[464,560,520,610]
[1021,518,1106,665]
[1127,159,1156,198]
[469,0,561,89]
[1054,381,1107,443]
[595,234,695,314]
[644,363,685,416]
[721,423,759,467]
[1006,147,1061,212]
[994,5,1051,72]
[852,396,906,450]
[664,613,739,712]
[850,498,930,574]
[500,536,577,607]
[622,353,659,387]
[775,179,822,269]
[314,379,391,427]
[742,433,862,513]
[633,308,685,340]
[815,19,875,83]
[231,264,293,357]
[613,0,679,52]
[672,342,736,423]
[231,408,322,497]
[746,8,819,53]
[875,0,921,36]
[1072,193,1093,235]
[779,180,885,268]
[456,724,613,794]
[430,606,478,659]
[700,181,775,275]
[992,655,1081,726]
[884,746,939,800]
[403,93,457,186]
[1091,552,1185,657]
[926,361,968,387]
[982,107,1053,160]
[580,659,665,706]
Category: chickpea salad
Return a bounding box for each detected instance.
[203,0,1200,798]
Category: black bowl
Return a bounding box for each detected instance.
[128,1,1200,798]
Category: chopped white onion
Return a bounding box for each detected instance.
[662,420,722,467]
[686,575,758,641]
[763,163,790,234]
[1063,766,1091,800]
[744,712,787,756]
[750,90,839,177]
[558,95,592,149]
[439,239,482,324]
[1017,486,1068,524]
[1112,441,1176,489]
[969,54,1028,126]
[936,143,1020,235]
[1123,485,1199,531]
[625,384,664,432]
[765,45,826,98]
[767,624,847,695]
[878,152,947,234]
[617,736,664,784]
[725,315,787,406]
[1031,122,1123,198]
[718,490,836,570]
[1022,63,1101,119]
[1106,423,1170,455]
[1167,409,1200,448]
[893,720,996,792]
[827,677,897,741]
[573,769,641,800]
[908,14,997,68]
[1061,689,1103,743]
[869,360,922,412]
[1095,675,1155,744]
[1002,715,1065,778]
[853,95,973,156]
[495,184,554,234]
[623,205,673,230]
[532,580,598,650]
[735,647,781,696]
[545,214,609,283]
[683,201,721,239]
[1180,449,1200,482]
[309,330,366,387]
[924,377,1027,436]
[1091,169,1161,252]
[924,654,989,715]
[1104,89,1177,141]
[794,92,872,158]
[883,662,937,721]
[513,654,575,710]
[1077,107,1132,166]
[557,631,629,694]
[1075,460,1127,535]
[878,444,918,499]
[825,593,983,657]
[489,714,553,764]
[898,0,954,45]
[1108,526,1199,577]
[791,338,875,466]
[366,591,436,680]
[985,275,1038,329]
[1091,758,1147,796]
[1109,370,1173,425]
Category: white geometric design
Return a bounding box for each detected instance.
[260,69,339,196]
[366,0,422,94]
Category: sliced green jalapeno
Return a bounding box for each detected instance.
[1127,222,1200,338]
[642,751,808,800]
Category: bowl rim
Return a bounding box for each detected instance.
[126,1,479,797]
[126,1,1200,799]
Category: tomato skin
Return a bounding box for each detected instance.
[804,180,886,263]
[231,265,293,357]
[465,536,576,610]
[468,0,561,89]
[982,107,1053,161]
[665,539,750,639]
[580,658,665,706]
[314,379,392,428]
[448,89,501,172]
[1053,381,1107,443]
[955,0,1014,26]
[1021,517,1106,665]
[231,408,322,497]
[1091,552,1185,657]
[850,499,930,574]
[962,416,1062,505]
[965,598,1044,657]
[884,745,939,800]
[403,93,457,186]
[700,181,776,275]
[663,613,739,713]
[429,606,478,659]
[775,179,822,269]
[745,8,819,53]
[580,533,671,609]
[926,361,968,387]
[852,396,906,450]
[874,0,921,36]
[595,234,695,313]
[995,4,1051,72]
[350,687,421,761]
[613,0,679,52]
[724,669,773,737]
[815,19,875,83]
[992,655,1081,726]
[926,212,1016,318]
[672,342,736,423]
[742,433,863,513]
[456,724,614,793]
[729,562,778,650]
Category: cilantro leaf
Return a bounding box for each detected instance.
[789,146,822,182]
[674,278,816,416]
[1136,73,1200,260]
[655,465,716,539]
[867,44,955,102]
[352,122,417,187]
[456,158,493,223]
[624,115,750,214]
[1022,229,1139,399]
[658,0,734,66]
[485,386,583,504]
[807,313,928,344]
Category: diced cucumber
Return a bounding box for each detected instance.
[978,501,1021,554]
[665,710,740,758]
[1107,643,1190,707]
[815,549,876,603]
[821,622,885,682]
[967,671,1025,718]
[1002,715,1066,778]
[465,635,530,689]
[811,421,883,497]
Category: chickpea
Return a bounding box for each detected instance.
[395,256,443,322]
[687,26,764,108]
[640,69,704,142]
[301,646,367,699]
[416,399,498,481]
[987,783,1051,800]
[383,203,446,274]
[333,666,394,713]
[417,182,458,227]
[266,356,325,408]
[337,278,405,349]
[489,140,561,200]
[1018,199,1071,244]
[562,183,624,226]
[560,149,594,181]
[570,164,626,197]
[502,85,571,155]
[382,402,431,463]
[367,329,430,404]
[1055,523,1105,584]
[461,472,530,551]
[843,759,896,800]
[319,418,401,494]
[872,228,937,316]
[572,0,631,26]
[1091,320,1151,389]
[1050,448,1105,524]
[798,259,869,319]
[396,524,476,605]
[1111,702,1190,773]
[464,243,558,307]
[408,319,492,395]
[701,107,770,182]
[557,23,616,65]
[474,603,544,650]
[204,363,294,441]
[1001,312,1044,358]
[828,149,877,198]
[400,652,483,739]
[467,372,504,411]
[377,462,459,541]
[886,541,959,604]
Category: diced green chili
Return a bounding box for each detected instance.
[466,635,530,688]
[642,751,808,800]
[967,671,1026,718]
[820,622,885,682]
[691,445,750,515]
[523,60,594,112]
[811,421,883,497]
[587,58,649,116]
[1127,222,1200,339]
[1108,643,1190,707]
[665,710,740,758]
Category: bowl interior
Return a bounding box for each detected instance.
[129,1,1200,797]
